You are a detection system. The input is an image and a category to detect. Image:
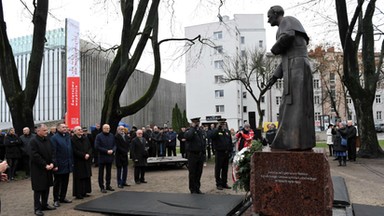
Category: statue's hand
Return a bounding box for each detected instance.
[261,76,278,95]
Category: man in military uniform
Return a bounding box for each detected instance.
[210,118,232,190]
[184,117,206,194]
[263,5,315,150]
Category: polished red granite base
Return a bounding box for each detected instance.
[250,151,333,216]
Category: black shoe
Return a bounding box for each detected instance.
[140,180,147,183]
[106,186,115,191]
[42,205,56,210]
[82,194,90,197]
[217,186,223,190]
[123,183,131,186]
[53,201,60,207]
[75,195,83,199]
[100,188,107,193]
[35,210,44,216]
[223,185,232,189]
[118,184,123,188]
[59,198,72,203]
[196,190,204,194]
[135,181,141,184]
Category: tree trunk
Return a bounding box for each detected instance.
[354,99,383,158]
[256,100,263,129]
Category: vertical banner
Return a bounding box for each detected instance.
[65,18,80,129]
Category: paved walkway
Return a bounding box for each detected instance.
[0,156,383,215]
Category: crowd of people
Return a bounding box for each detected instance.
[0,119,279,215]
[326,120,358,167]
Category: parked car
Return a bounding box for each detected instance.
[375,123,384,132]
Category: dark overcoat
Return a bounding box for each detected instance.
[29,135,54,191]
[71,135,92,179]
[131,137,148,167]
[4,134,22,159]
[115,133,130,167]
[95,132,116,164]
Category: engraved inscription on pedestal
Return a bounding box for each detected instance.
[251,151,333,216]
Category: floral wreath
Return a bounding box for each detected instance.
[232,140,264,192]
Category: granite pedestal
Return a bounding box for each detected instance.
[250,151,333,216]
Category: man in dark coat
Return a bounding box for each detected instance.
[90,123,101,166]
[165,128,177,157]
[4,128,22,181]
[115,126,130,188]
[263,5,315,150]
[95,124,116,193]
[131,130,148,184]
[20,127,35,178]
[151,126,165,157]
[51,123,73,207]
[210,118,232,190]
[346,120,357,161]
[177,127,187,158]
[184,117,206,194]
[71,126,92,199]
[30,124,56,216]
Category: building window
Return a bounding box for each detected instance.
[347,96,352,104]
[240,36,245,44]
[214,46,223,54]
[215,90,224,98]
[214,75,224,84]
[276,79,283,89]
[238,105,241,114]
[216,105,225,113]
[261,110,265,116]
[313,79,320,89]
[376,95,381,103]
[330,85,336,98]
[214,60,224,69]
[315,112,321,121]
[214,31,223,40]
[259,40,263,48]
[377,111,382,120]
[242,92,247,99]
[241,50,246,57]
[261,96,265,103]
[276,96,282,105]
[314,95,320,104]
[243,106,247,113]
[330,72,335,84]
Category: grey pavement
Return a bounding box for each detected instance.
[0,155,383,215]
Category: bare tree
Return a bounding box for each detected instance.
[336,0,384,157]
[0,0,48,135]
[99,0,208,133]
[222,48,276,129]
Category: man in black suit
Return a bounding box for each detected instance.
[131,130,148,184]
[115,126,130,188]
[30,124,56,216]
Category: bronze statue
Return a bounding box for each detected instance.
[263,5,315,150]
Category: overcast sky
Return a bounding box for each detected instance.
[3,0,383,83]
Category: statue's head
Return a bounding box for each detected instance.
[267,5,284,26]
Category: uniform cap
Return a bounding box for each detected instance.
[190,117,201,122]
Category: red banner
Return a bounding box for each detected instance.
[66,18,80,129]
[66,77,80,128]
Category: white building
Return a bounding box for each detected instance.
[185,14,268,130]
